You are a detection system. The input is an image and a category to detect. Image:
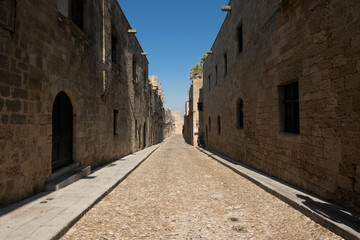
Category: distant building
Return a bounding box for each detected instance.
[171,112,184,135]
[184,77,203,146]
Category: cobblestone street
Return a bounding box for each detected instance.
[61,135,342,239]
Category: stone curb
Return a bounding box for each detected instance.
[0,142,163,240]
[197,146,360,240]
[53,143,163,240]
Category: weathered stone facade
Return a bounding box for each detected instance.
[0,0,166,207]
[184,77,203,146]
[171,111,183,135]
[202,0,360,213]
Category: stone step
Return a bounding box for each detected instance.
[51,162,80,181]
[45,166,91,191]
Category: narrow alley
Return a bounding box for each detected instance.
[61,135,342,239]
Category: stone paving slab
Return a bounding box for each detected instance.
[0,143,161,240]
[197,147,360,240]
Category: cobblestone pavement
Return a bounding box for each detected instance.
[61,135,342,240]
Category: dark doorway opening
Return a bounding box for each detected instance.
[52,92,73,171]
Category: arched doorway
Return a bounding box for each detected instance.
[143,123,146,149]
[52,92,73,171]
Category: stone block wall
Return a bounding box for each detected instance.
[183,77,203,146]
[0,0,165,207]
[202,0,360,213]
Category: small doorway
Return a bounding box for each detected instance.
[52,92,73,171]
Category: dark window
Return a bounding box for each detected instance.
[70,0,84,30]
[135,120,137,139]
[132,55,137,81]
[224,53,228,75]
[208,75,211,90]
[217,115,221,136]
[209,117,211,132]
[0,0,16,32]
[283,82,299,133]
[198,102,203,112]
[238,25,243,53]
[113,110,118,135]
[215,65,218,85]
[111,34,118,64]
[237,99,244,129]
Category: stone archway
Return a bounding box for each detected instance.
[52,91,73,171]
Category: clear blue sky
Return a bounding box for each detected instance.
[118,0,228,114]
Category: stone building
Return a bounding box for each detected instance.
[0,0,166,207]
[183,77,203,146]
[171,111,183,135]
[202,0,360,213]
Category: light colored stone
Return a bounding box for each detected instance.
[61,136,343,240]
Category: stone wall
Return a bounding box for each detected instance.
[0,0,166,207]
[171,111,183,135]
[202,0,360,213]
[183,77,203,146]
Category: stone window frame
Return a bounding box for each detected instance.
[279,81,300,134]
[237,98,244,129]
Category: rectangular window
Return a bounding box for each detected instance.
[283,82,299,133]
[238,25,243,53]
[198,102,203,112]
[113,110,118,135]
[111,34,118,64]
[135,120,137,139]
[208,75,211,90]
[0,0,16,32]
[224,53,228,76]
[70,0,84,30]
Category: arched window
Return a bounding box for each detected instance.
[237,99,244,129]
[217,115,221,136]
